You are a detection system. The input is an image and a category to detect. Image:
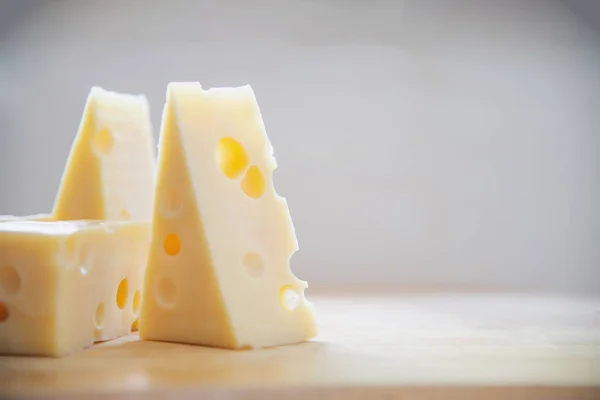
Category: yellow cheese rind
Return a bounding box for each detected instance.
[0,221,151,357]
[52,87,157,222]
[140,82,317,349]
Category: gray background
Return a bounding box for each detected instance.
[1,0,599,293]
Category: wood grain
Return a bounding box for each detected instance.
[1,287,599,399]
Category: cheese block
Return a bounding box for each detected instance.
[0,220,151,357]
[0,214,54,222]
[139,82,317,349]
[52,87,156,222]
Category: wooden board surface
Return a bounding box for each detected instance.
[1,287,599,399]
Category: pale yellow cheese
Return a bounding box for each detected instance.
[0,220,151,357]
[0,214,54,222]
[52,87,156,222]
[139,82,317,349]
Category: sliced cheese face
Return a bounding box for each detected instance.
[0,214,54,222]
[52,87,156,222]
[140,82,317,349]
[0,221,151,357]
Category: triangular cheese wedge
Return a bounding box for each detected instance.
[139,82,317,349]
[52,87,156,221]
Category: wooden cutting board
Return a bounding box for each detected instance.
[1,287,599,399]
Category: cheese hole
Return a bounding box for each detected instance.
[0,266,21,296]
[131,319,139,332]
[116,278,128,310]
[217,137,248,179]
[120,209,131,220]
[241,165,265,199]
[164,234,181,256]
[160,186,183,218]
[156,277,177,307]
[242,252,265,278]
[93,127,114,155]
[279,285,300,311]
[94,302,105,329]
[132,290,141,316]
[0,303,8,322]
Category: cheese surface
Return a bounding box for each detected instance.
[0,221,151,357]
[139,82,316,349]
[52,87,156,222]
[0,214,54,222]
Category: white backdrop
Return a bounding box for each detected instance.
[1,0,599,292]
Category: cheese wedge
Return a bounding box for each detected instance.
[0,221,151,357]
[52,87,156,222]
[139,82,317,349]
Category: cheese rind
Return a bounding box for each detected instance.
[0,221,151,357]
[52,87,156,222]
[140,82,317,349]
